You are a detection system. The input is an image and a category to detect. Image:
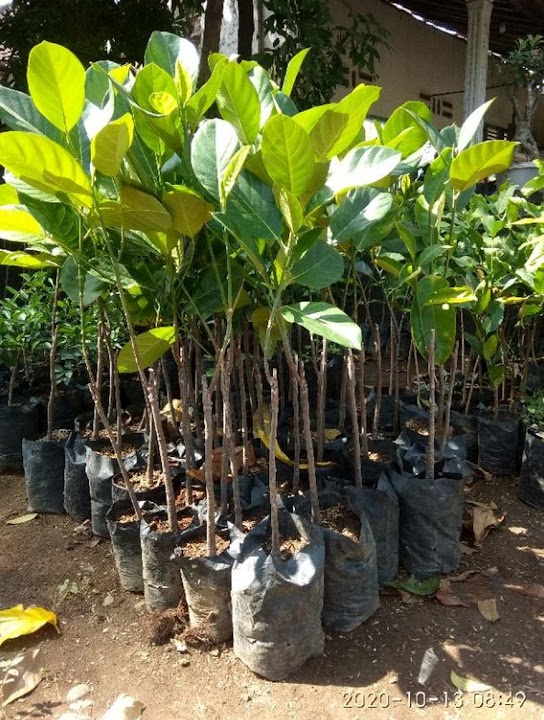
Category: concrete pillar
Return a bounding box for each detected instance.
[463,0,494,140]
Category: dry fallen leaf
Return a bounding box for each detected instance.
[450,669,491,692]
[0,648,43,707]
[477,598,500,622]
[101,693,145,720]
[436,580,469,608]
[505,583,544,599]
[0,605,59,646]
[6,513,38,525]
[470,504,505,545]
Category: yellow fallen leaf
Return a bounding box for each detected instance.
[0,605,59,646]
[0,648,43,707]
[477,598,500,622]
[450,669,491,692]
[324,428,342,441]
[6,513,38,525]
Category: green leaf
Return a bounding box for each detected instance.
[0,132,92,207]
[282,48,310,96]
[381,101,430,157]
[329,188,393,245]
[0,249,55,269]
[91,113,134,176]
[332,84,381,155]
[483,334,499,361]
[387,575,440,596]
[0,206,45,243]
[220,145,251,207]
[488,364,506,387]
[396,222,417,260]
[423,148,452,205]
[132,62,179,111]
[249,66,276,127]
[217,62,261,144]
[418,244,449,268]
[262,114,314,196]
[327,146,402,194]
[145,32,199,83]
[0,185,19,206]
[186,58,228,127]
[280,301,362,349]
[226,171,282,241]
[290,239,344,289]
[411,275,456,364]
[163,186,213,237]
[191,118,240,202]
[27,41,85,133]
[308,109,349,162]
[0,86,61,139]
[60,256,106,306]
[274,187,304,233]
[457,100,494,152]
[117,326,176,373]
[450,140,518,192]
[99,187,172,232]
[425,286,477,305]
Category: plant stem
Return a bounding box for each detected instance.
[359,346,369,460]
[426,330,436,482]
[373,324,382,436]
[316,338,327,462]
[202,373,216,557]
[299,365,320,524]
[269,368,280,558]
[347,350,363,488]
[441,343,458,455]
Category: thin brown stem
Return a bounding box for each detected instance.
[347,350,363,488]
[202,374,216,557]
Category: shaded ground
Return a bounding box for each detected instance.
[0,469,543,720]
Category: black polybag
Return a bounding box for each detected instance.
[23,435,67,513]
[231,510,325,681]
[140,508,200,612]
[106,499,160,593]
[63,432,91,521]
[517,428,544,510]
[477,414,521,476]
[345,477,400,586]
[0,399,41,472]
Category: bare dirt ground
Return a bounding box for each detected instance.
[0,469,543,720]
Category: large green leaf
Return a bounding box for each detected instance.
[186,58,228,127]
[261,114,314,196]
[331,84,381,156]
[226,171,282,241]
[411,275,456,364]
[99,187,172,232]
[249,66,275,128]
[0,132,92,207]
[60,256,107,306]
[0,249,55,268]
[280,301,362,349]
[282,48,310,96]
[144,32,199,83]
[163,186,213,237]
[191,118,240,202]
[450,140,518,192]
[381,101,430,157]
[0,206,45,243]
[327,146,402,194]
[457,99,494,152]
[308,109,349,162]
[0,87,61,140]
[91,113,134,176]
[27,41,85,133]
[290,239,344,289]
[217,62,261,144]
[117,326,176,373]
[329,187,393,245]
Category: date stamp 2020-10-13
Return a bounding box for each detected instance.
[342,689,527,710]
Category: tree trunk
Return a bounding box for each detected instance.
[237,0,254,60]
[199,0,224,84]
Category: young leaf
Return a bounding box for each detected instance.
[91,113,134,176]
[217,62,262,145]
[0,249,55,269]
[186,58,228,127]
[27,41,85,134]
[163,186,213,237]
[457,99,494,152]
[0,131,92,207]
[117,326,177,373]
[99,187,172,233]
[282,48,311,97]
[450,140,518,192]
[280,301,362,349]
[262,114,315,196]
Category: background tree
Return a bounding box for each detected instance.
[0,0,202,90]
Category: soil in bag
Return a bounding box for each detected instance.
[64,431,91,521]
[173,525,236,644]
[23,431,70,513]
[517,428,544,510]
[232,510,325,681]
